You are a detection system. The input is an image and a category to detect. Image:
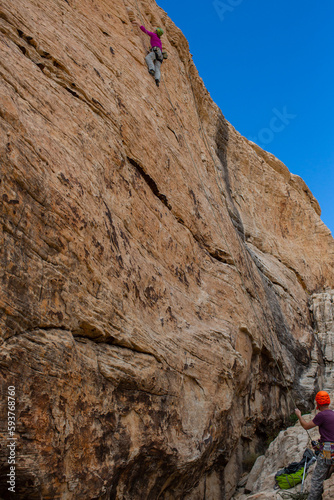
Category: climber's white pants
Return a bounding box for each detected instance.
[145,49,162,82]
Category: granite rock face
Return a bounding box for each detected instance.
[0,0,333,498]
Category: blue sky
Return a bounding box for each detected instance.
[157,0,334,235]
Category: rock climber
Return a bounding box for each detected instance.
[295,391,334,500]
[132,21,164,87]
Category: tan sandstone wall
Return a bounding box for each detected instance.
[0,0,333,498]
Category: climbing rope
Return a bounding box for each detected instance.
[184,70,298,403]
[122,0,149,53]
[185,70,315,420]
[133,0,145,25]
[131,0,315,444]
[278,492,309,500]
[125,5,321,500]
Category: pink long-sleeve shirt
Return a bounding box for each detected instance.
[140,26,162,51]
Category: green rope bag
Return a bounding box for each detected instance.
[275,465,305,489]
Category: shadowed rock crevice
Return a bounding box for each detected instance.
[215,112,245,238]
[127,156,172,210]
[250,256,311,367]
[244,246,311,359]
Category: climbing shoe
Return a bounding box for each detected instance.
[155,79,160,87]
[149,69,155,75]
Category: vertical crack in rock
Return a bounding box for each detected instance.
[215,111,245,239]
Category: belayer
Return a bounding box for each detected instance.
[295,391,334,500]
[132,21,165,87]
